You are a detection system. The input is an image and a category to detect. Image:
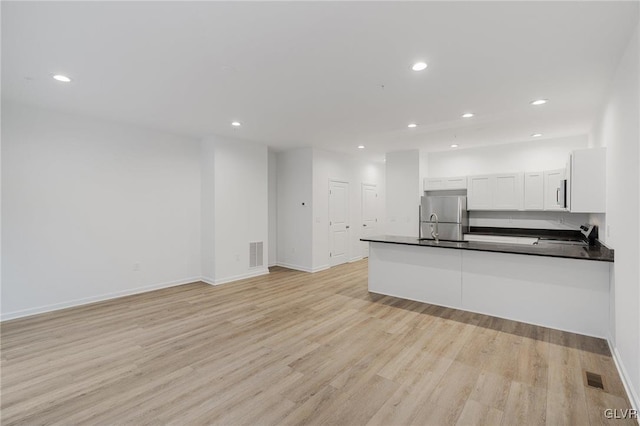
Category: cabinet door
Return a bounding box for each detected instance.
[524,172,544,210]
[425,176,467,191]
[544,169,566,210]
[424,178,445,191]
[571,148,605,213]
[445,176,467,190]
[467,175,493,210]
[493,173,523,210]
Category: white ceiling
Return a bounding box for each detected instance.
[2,1,638,159]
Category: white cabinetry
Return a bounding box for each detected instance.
[424,176,467,191]
[570,148,606,213]
[426,147,605,213]
[523,172,544,210]
[467,175,493,210]
[494,173,523,210]
[467,173,523,211]
[544,169,566,211]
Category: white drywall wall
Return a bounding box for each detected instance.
[590,25,640,409]
[201,135,269,284]
[276,148,313,271]
[1,102,201,320]
[385,150,420,237]
[268,149,277,267]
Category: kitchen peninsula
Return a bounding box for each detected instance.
[361,234,614,338]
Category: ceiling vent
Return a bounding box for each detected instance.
[250,242,263,268]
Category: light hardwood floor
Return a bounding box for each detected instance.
[1,260,634,425]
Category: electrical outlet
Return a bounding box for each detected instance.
[132,262,140,271]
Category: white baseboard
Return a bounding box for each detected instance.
[608,339,640,412]
[311,264,329,273]
[211,268,269,286]
[275,262,343,273]
[349,256,363,263]
[0,276,201,322]
[275,262,314,273]
[201,276,216,286]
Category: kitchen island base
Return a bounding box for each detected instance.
[368,242,610,338]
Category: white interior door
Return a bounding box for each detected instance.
[361,183,377,257]
[329,180,349,267]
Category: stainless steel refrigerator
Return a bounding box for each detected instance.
[420,195,468,241]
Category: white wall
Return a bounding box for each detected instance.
[276,148,313,271]
[427,135,587,177]
[385,150,420,237]
[1,102,202,320]
[312,149,385,271]
[268,149,277,267]
[201,140,216,282]
[201,136,269,284]
[590,25,640,408]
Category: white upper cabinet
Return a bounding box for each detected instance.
[570,148,606,213]
[467,173,523,210]
[467,175,493,210]
[427,147,605,213]
[524,172,544,210]
[543,169,566,211]
[493,173,523,210]
[424,176,467,191]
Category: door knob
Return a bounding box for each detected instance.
[363,224,367,227]
[346,225,350,229]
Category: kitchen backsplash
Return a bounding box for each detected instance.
[469,211,590,230]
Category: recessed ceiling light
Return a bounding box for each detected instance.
[531,133,542,137]
[530,99,548,106]
[407,123,417,128]
[462,113,474,118]
[412,62,428,71]
[451,144,459,148]
[52,74,71,83]
[357,145,365,149]
[231,121,241,127]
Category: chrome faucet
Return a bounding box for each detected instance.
[429,213,439,243]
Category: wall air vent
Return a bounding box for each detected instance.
[249,242,263,268]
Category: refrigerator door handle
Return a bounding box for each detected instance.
[418,205,422,239]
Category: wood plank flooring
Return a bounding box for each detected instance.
[1,260,634,425]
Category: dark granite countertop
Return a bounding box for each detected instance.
[360,234,614,263]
